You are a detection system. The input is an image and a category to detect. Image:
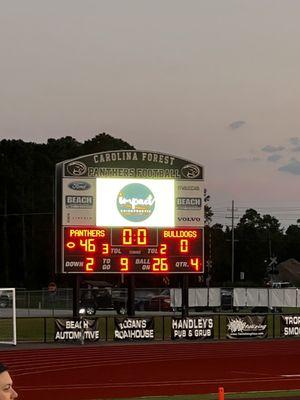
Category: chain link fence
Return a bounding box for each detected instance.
[1,287,299,317]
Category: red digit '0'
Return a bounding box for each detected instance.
[122,229,132,245]
[137,228,147,245]
[180,239,189,253]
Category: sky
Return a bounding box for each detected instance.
[1,0,300,229]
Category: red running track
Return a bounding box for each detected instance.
[0,339,300,400]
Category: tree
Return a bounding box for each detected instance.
[234,209,283,285]
[204,188,213,226]
[82,133,135,154]
[282,225,300,261]
[206,223,231,285]
[0,133,134,288]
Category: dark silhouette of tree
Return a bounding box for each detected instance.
[0,134,298,289]
[282,225,300,261]
[82,133,134,154]
[0,133,134,288]
[205,224,231,285]
[234,209,283,285]
[204,188,213,226]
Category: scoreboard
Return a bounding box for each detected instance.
[56,150,205,274]
[64,227,203,273]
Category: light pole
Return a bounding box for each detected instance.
[231,200,235,283]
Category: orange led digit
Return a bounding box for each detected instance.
[102,243,110,255]
[79,238,96,252]
[120,257,129,272]
[66,241,75,249]
[152,258,159,272]
[161,258,169,271]
[190,257,201,271]
[159,244,167,255]
[122,228,132,245]
[85,257,95,272]
[152,258,169,272]
[137,228,147,245]
[180,239,189,253]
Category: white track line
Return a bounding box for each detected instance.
[14,375,300,392]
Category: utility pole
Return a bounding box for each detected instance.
[2,184,9,285]
[226,201,238,284]
[231,200,235,283]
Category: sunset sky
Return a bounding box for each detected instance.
[1,0,300,228]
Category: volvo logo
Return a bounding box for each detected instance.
[181,164,201,179]
[68,181,91,191]
[66,161,87,176]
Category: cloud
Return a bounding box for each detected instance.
[267,154,282,162]
[228,120,246,130]
[278,158,300,175]
[288,138,300,152]
[236,156,260,162]
[289,137,300,146]
[262,145,285,153]
[291,145,300,152]
[267,154,281,162]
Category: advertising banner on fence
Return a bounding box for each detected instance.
[171,316,214,340]
[226,315,267,339]
[281,315,300,337]
[114,317,154,341]
[55,318,100,342]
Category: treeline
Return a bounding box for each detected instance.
[205,209,300,286]
[0,134,299,289]
[0,133,134,288]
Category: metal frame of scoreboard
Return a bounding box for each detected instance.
[55,150,205,316]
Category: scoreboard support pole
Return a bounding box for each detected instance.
[127,275,135,317]
[182,275,189,318]
[73,275,81,318]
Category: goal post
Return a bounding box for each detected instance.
[0,288,17,346]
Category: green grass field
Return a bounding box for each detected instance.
[2,313,291,343]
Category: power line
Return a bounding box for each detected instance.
[210,202,300,230]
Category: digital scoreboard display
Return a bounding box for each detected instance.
[63,227,203,273]
[56,150,205,274]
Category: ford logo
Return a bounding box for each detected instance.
[181,164,201,179]
[66,161,87,176]
[68,181,91,191]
